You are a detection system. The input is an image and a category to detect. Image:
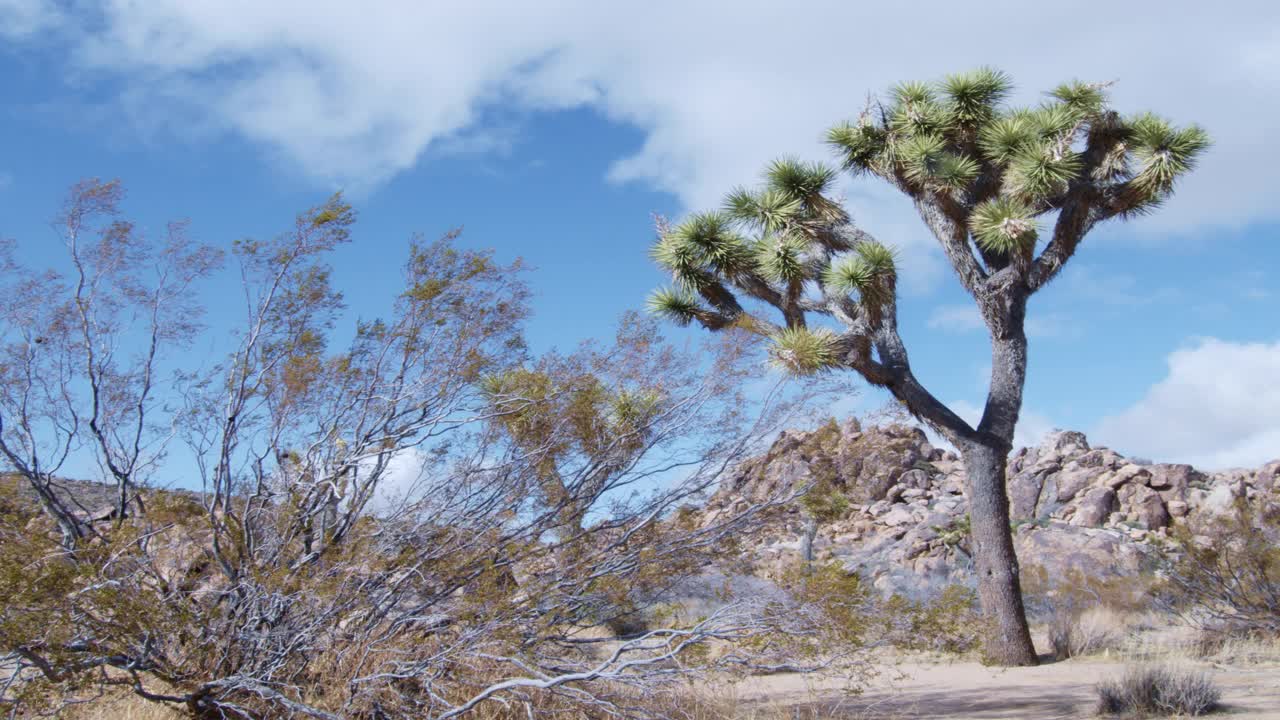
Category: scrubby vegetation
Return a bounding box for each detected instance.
[0,181,868,718]
[1096,665,1221,717]
[3,67,1267,718]
[1159,502,1280,642]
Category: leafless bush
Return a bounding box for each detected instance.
[0,183,865,719]
[1022,565,1146,660]
[1095,665,1220,717]
[1158,502,1280,640]
[1049,605,1126,660]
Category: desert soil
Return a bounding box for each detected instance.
[726,659,1280,719]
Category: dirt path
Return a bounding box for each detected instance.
[728,660,1280,719]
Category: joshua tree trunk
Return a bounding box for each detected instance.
[960,438,1037,665]
[949,305,1037,665]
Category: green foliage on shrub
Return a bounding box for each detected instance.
[883,584,984,654]
[1158,501,1280,639]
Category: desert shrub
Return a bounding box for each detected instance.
[0,190,862,718]
[1095,665,1220,717]
[1049,605,1126,660]
[932,514,971,553]
[1158,502,1280,640]
[1023,564,1151,659]
[780,561,876,647]
[1023,564,1152,619]
[883,584,984,655]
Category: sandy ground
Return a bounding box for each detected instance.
[725,659,1280,719]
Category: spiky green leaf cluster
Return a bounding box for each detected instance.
[1127,113,1210,196]
[652,211,757,289]
[969,198,1038,254]
[724,187,803,233]
[754,233,811,283]
[646,287,702,326]
[1005,150,1082,201]
[978,116,1036,165]
[1049,80,1107,117]
[766,158,836,201]
[900,134,979,190]
[890,82,949,137]
[1029,103,1084,139]
[826,120,888,174]
[768,327,839,375]
[822,242,896,307]
[762,158,848,224]
[941,67,1012,125]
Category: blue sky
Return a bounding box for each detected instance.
[2,0,1279,469]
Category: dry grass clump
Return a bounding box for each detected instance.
[1192,628,1280,666]
[1049,605,1128,660]
[1095,664,1221,717]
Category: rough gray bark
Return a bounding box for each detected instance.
[960,298,1038,665]
[960,438,1037,665]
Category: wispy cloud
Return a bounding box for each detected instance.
[928,304,1083,340]
[1060,265,1181,307]
[1094,337,1280,469]
[0,0,1275,244]
[926,304,983,333]
[0,0,60,38]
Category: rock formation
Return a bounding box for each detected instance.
[703,419,1280,598]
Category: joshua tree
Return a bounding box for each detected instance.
[646,69,1208,665]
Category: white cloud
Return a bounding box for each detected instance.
[0,0,59,38]
[3,1,1278,283]
[928,304,1081,340]
[927,304,983,333]
[364,447,439,515]
[1094,338,1280,469]
[1025,313,1084,340]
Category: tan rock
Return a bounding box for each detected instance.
[1071,487,1118,527]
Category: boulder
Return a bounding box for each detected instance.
[898,468,932,490]
[1255,461,1280,493]
[1119,484,1170,530]
[1017,525,1152,581]
[1041,430,1090,457]
[1007,471,1044,521]
[881,506,915,527]
[1148,463,1202,502]
[1071,487,1118,528]
[1055,466,1100,503]
[1108,464,1151,489]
